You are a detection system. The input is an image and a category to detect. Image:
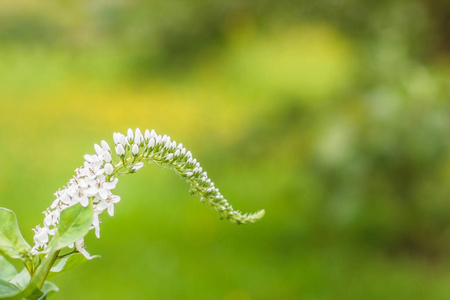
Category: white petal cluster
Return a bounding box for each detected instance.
[33,128,264,258]
[32,140,120,257]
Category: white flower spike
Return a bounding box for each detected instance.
[32,128,264,258]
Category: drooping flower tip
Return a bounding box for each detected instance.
[252,209,265,220]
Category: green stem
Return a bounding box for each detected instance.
[3,247,60,300]
[37,250,60,289]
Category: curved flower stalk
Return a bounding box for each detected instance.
[32,128,265,258]
[0,128,264,300]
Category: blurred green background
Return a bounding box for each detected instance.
[0,0,449,299]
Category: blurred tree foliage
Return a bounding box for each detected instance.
[1,0,449,69]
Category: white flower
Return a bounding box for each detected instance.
[43,209,60,228]
[33,226,50,248]
[67,183,91,207]
[75,238,94,260]
[51,189,71,209]
[79,160,104,180]
[97,194,121,216]
[86,175,118,200]
[92,211,101,238]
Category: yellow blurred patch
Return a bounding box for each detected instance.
[223,289,252,300]
[221,23,356,103]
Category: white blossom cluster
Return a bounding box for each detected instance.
[32,128,264,258]
[32,139,119,258]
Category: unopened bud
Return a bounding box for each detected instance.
[132,144,139,155]
[116,144,125,156]
[101,140,110,151]
[104,163,114,175]
[104,151,112,162]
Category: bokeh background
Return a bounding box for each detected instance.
[0,0,449,299]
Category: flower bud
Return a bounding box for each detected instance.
[104,151,112,162]
[132,144,140,155]
[148,138,155,148]
[135,128,143,145]
[127,128,134,141]
[116,144,125,156]
[104,163,114,175]
[144,129,151,140]
[135,134,142,145]
[101,140,110,151]
[119,134,127,145]
[113,133,120,144]
[135,128,142,138]
[131,162,144,172]
[94,144,103,155]
[162,135,169,143]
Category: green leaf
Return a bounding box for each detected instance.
[3,257,46,299]
[5,201,94,300]
[52,202,93,251]
[9,268,30,290]
[0,208,31,260]
[0,279,19,297]
[37,281,58,300]
[48,253,98,279]
[0,256,17,281]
